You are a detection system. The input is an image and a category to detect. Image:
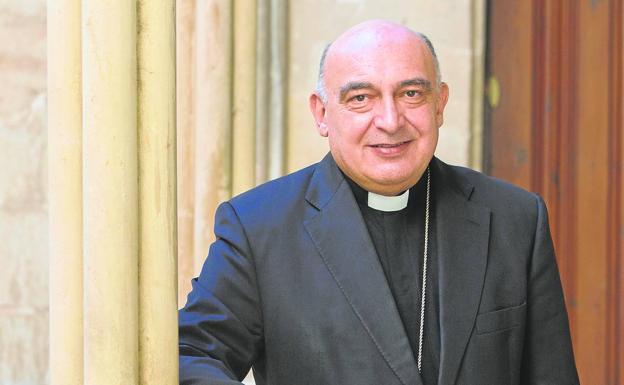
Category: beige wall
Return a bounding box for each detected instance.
[287,0,485,172]
[0,0,48,384]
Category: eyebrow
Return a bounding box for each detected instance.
[339,81,374,101]
[338,78,433,101]
[399,77,432,90]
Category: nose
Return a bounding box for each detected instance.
[373,98,403,134]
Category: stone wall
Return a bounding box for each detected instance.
[0,0,48,384]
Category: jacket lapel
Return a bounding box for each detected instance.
[303,154,422,385]
[432,159,490,385]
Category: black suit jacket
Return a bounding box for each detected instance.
[179,155,579,385]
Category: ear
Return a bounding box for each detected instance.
[309,92,328,137]
[435,82,449,127]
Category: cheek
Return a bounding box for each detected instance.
[329,113,372,142]
[404,108,438,132]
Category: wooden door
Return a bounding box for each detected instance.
[485,1,624,383]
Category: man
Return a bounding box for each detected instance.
[179,20,579,385]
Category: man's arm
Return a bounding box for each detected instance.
[520,195,579,384]
[179,202,263,385]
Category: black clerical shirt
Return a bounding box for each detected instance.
[345,173,440,385]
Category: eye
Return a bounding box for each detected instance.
[344,92,375,111]
[405,90,420,98]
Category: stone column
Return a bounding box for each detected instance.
[137,0,179,383]
[176,0,197,306]
[469,0,487,171]
[255,0,270,184]
[82,0,139,383]
[48,1,83,384]
[268,0,288,179]
[232,0,257,195]
[255,0,287,183]
[49,1,178,383]
[193,0,233,269]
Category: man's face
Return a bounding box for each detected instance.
[310,27,449,196]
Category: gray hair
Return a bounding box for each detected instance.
[315,32,442,103]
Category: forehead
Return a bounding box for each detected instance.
[324,31,435,90]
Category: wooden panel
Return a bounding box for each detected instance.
[553,4,579,331]
[485,0,534,187]
[607,2,624,383]
[530,0,579,333]
[486,0,624,382]
[573,2,610,382]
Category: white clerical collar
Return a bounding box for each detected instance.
[367,189,409,212]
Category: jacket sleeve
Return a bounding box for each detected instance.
[520,195,579,384]
[179,202,263,385]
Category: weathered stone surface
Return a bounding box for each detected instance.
[0,0,48,384]
[0,313,49,385]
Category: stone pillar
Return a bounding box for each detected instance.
[82,0,139,383]
[48,1,83,384]
[49,1,178,383]
[255,0,271,184]
[137,1,178,384]
[255,0,288,183]
[193,0,233,269]
[268,0,288,179]
[468,0,486,171]
[232,0,257,195]
[176,0,197,306]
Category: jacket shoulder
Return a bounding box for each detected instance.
[226,162,318,222]
[449,163,537,206]
[440,162,540,225]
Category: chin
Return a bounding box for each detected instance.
[367,172,416,190]
[369,165,418,183]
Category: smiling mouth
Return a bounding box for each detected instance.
[370,140,411,148]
